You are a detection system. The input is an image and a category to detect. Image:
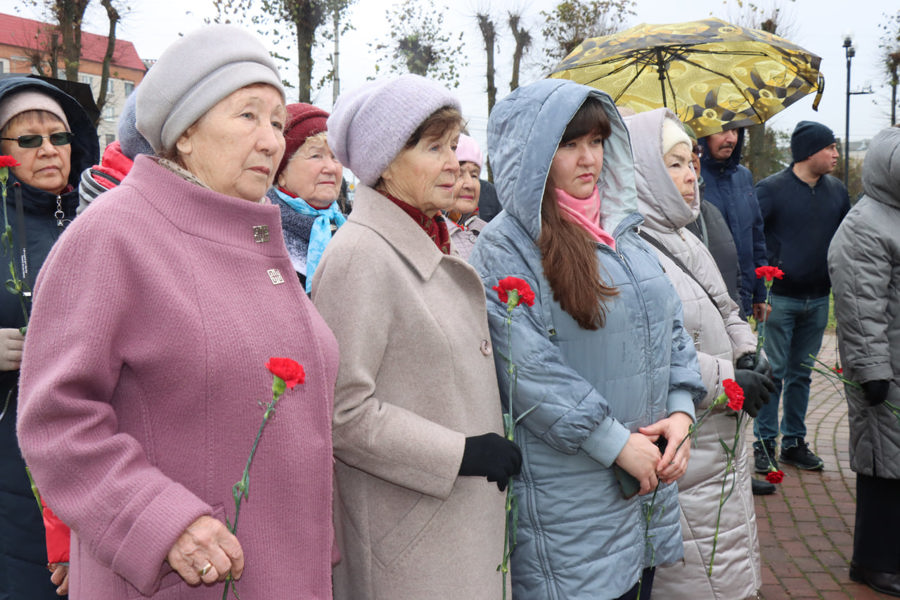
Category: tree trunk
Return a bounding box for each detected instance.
[332,6,340,104]
[509,12,531,92]
[476,14,496,116]
[96,0,120,123]
[293,1,324,103]
[55,0,90,81]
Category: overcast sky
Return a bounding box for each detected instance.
[4,0,895,151]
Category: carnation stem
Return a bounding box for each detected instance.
[222,382,284,600]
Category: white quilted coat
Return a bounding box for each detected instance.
[626,109,762,600]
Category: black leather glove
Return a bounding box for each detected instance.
[736,352,773,379]
[733,368,776,418]
[862,380,891,406]
[459,433,523,491]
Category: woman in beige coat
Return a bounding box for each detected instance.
[311,74,521,599]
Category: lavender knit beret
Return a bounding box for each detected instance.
[326,74,461,186]
[136,24,285,153]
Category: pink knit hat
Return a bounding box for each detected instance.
[0,90,70,133]
[455,134,482,169]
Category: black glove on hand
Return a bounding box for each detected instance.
[862,379,891,406]
[459,433,523,491]
[733,368,776,418]
[736,352,773,379]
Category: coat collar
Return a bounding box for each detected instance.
[349,184,446,281]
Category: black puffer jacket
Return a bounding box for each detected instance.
[0,75,98,600]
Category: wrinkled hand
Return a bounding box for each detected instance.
[459,432,523,491]
[615,433,661,495]
[862,379,891,406]
[48,563,68,596]
[0,328,25,371]
[639,412,693,484]
[752,303,772,323]
[733,369,776,417]
[166,516,244,586]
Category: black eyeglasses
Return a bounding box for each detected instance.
[0,132,74,148]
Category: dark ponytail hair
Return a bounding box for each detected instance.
[537,97,618,330]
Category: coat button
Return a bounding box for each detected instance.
[480,339,492,355]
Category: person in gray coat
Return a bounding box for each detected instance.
[828,125,900,597]
[469,80,705,600]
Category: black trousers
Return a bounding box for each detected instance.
[615,567,655,600]
[854,473,900,573]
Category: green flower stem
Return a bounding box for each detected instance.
[499,303,515,600]
[707,412,743,575]
[756,281,774,354]
[222,378,285,600]
[25,466,43,514]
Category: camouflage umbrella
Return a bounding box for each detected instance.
[548,18,824,138]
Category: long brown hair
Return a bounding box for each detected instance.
[538,97,618,330]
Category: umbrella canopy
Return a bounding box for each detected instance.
[549,18,823,138]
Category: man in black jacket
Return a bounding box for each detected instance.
[753,121,849,473]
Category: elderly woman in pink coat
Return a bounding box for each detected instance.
[17,25,338,599]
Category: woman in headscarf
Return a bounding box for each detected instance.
[312,74,521,599]
[17,25,338,599]
[267,103,345,292]
[469,79,705,600]
[0,74,98,600]
[626,108,772,599]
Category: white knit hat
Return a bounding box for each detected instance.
[661,117,691,156]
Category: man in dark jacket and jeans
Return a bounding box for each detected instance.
[753,121,850,473]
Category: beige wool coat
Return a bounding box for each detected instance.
[311,185,507,599]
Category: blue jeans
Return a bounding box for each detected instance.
[753,293,830,448]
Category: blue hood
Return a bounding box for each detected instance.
[487,79,638,242]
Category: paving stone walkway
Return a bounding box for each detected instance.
[748,332,894,599]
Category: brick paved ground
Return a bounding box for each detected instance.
[748,332,894,599]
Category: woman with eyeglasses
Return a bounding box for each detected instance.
[0,76,98,598]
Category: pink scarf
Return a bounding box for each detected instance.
[555,187,616,249]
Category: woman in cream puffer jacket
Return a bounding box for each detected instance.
[627,108,762,600]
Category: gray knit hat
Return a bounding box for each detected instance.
[326,74,461,186]
[117,92,153,159]
[136,24,285,153]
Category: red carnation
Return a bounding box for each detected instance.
[765,469,785,484]
[0,156,19,168]
[755,266,785,282]
[265,357,305,389]
[493,276,535,308]
[722,378,745,411]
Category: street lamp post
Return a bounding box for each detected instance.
[843,35,855,189]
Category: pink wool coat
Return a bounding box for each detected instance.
[312,185,508,599]
[17,156,338,599]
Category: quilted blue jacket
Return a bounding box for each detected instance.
[469,79,705,600]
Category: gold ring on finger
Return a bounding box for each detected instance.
[198,562,212,577]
